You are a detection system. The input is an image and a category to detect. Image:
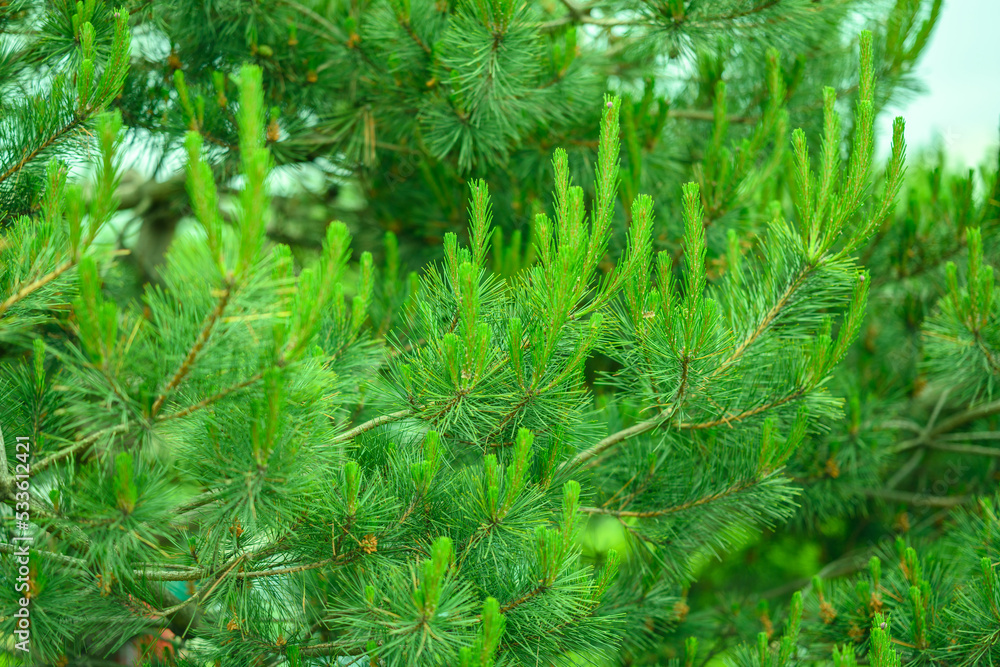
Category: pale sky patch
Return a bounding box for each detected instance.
[877,0,1000,169]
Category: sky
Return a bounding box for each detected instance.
[878,0,1000,169]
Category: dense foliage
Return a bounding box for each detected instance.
[2,1,999,666]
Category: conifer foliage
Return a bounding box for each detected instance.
[6,1,1000,667]
[0,0,131,216]
[6,3,963,658]
[2,0,942,267]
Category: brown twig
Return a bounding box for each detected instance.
[30,423,132,477]
[151,278,234,418]
[927,441,1000,458]
[862,489,970,508]
[0,117,86,186]
[0,260,76,318]
[582,477,759,518]
[893,398,1000,454]
[331,409,413,444]
[565,264,814,470]
[562,412,669,471]
[499,583,548,614]
[677,389,807,431]
[156,371,265,423]
[148,554,246,619]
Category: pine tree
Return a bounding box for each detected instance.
[3,0,941,270]
[10,6,969,659]
[9,1,1000,667]
[0,0,131,216]
[638,117,999,667]
[760,148,1000,667]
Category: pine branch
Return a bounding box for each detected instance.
[0,259,76,319]
[570,381,807,471]
[298,643,363,659]
[893,399,1000,453]
[568,257,819,471]
[582,477,761,518]
[562,411,670,471]
[331,409,414,444]
[926,441,1000,458]
[499,583,548,613]
[150,277,234,418]
[0,116,86,187]
[148,554,247,619]
[174,489,224,515]
[156,371,267,423]
[974,333,1000,375]
[886,449,924,490]
[669,109,754,124]
[938,430,1000,442]
[862,489,970,508]
[719,267,810,372]
[30,422,133,477]
[0,542,87,568]
[539,13,633,30]
[400,19,432,55]
[677,388,808,430]
[139,556,344,582]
